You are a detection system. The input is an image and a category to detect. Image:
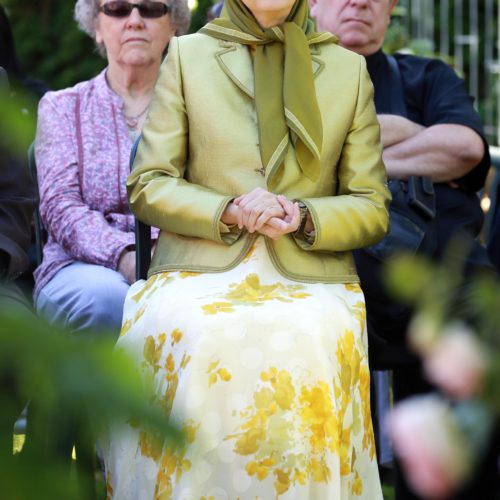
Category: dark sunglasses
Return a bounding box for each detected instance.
[99,1,170,19]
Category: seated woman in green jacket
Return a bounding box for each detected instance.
[103,0,390,498]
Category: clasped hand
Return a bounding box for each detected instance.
[222,187,300,240]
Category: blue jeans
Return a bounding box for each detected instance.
[36,262,129,337]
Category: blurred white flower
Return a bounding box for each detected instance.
[388,395,472,499]
[424,323,487,400]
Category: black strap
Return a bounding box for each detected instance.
[75,94,85,195]
[130,135,151,281]
[385,56,435,219]
[386,55,408,118]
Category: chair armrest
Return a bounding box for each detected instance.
[27,142,45,267]
[135,219,151,281]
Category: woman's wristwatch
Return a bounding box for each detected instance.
[296,201,309,235]
[293,200,315,243]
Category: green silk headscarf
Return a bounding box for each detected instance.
[200,0,336,184]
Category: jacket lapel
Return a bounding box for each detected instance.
[215,41,255,99]
[310,44,325,79]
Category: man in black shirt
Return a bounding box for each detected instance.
[310,1,495,499]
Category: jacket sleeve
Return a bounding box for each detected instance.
[127,37,238,246]
[296,56,390,252]
[36,93,135,270]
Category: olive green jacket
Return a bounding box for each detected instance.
[127,34,390,283]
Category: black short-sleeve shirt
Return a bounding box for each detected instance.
[366,50,490,193]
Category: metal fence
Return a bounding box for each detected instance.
[397,0,500,146]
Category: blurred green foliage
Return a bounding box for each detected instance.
[384,6,444,59]
[190,0,216,33]
[2,0,219,90]
[2,0,105,90]
[383,6,410,55]
[0,300,182,499]
[0,85,37,155]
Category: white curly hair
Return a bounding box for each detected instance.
[74,0,191,56]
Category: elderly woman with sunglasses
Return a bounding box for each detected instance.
[33,0,190,336]
[104,0,390,498]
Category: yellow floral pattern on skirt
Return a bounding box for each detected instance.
[103,237,382,499]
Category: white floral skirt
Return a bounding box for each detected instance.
[103,237,382,499]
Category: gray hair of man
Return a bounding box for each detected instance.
[74,0,191,57]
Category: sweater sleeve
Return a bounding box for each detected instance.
[36,91,135,270]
